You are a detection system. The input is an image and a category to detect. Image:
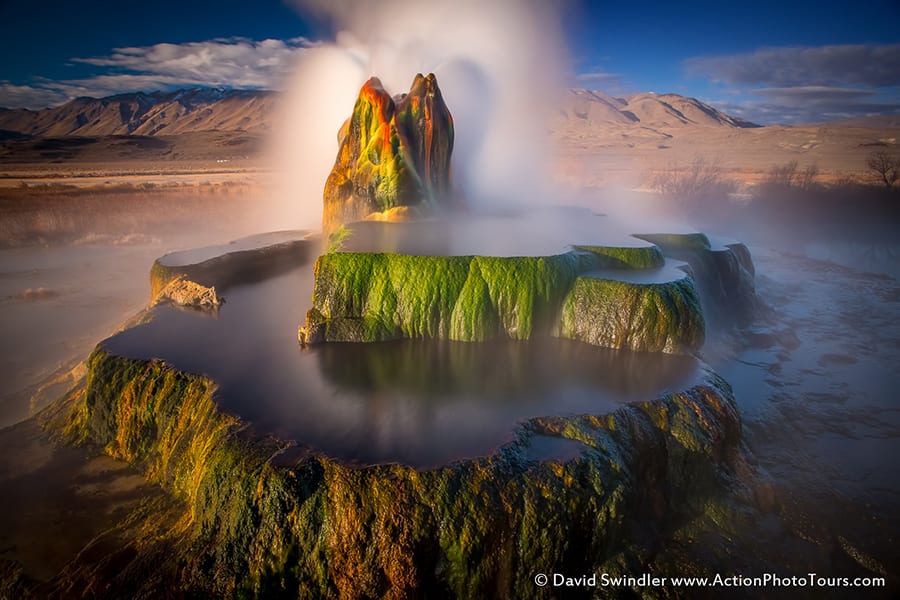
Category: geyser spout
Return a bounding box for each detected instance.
[395,73,454,201]
[322,73,454,233]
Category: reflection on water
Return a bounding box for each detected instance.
[341,208,654,257]
[103,261,700,467]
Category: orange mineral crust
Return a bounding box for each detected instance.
[322,73,454,233]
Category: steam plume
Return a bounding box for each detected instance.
[268,0,570,229]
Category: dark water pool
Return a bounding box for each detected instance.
[102,260,701,468]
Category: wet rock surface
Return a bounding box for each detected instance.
[150,230,316,300]
[560,271,704,353]
[37,348,749,598]
[635,232,757,325]
[155,276,221,308]
[322,74,454,234]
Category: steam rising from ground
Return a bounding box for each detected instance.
[268,0,569,230]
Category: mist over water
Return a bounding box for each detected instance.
[102,261,701,467]
[269,0,570,229]
[0,188,278,427]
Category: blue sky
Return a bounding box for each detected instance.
[0,0,898,124]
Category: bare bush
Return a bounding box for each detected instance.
[764,161,819,190]
[766,160,799,187]
[866,150,900,188]
[650,156,738,214]
[798,163,819,190]
[749,163,900,244]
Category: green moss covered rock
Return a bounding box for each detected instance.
[634,233,756,323]
[574,244,665,269]
[303,251,591,343]
[301,248,707,354]
[560,274,705,353]
[47,347,749,598]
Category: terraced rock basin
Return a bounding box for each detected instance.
[105,260,703,467]
[301,212,737,353]
[47,211,759,597]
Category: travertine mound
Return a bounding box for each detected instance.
[322,74,454,233]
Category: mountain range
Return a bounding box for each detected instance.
[0,87,759,140]
[2,88,893,180]
[0,89,276,139]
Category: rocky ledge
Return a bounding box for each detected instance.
[150,230,318,301]
[41,345,753,598]
[299,230,753,354]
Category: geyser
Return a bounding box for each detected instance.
[270,0,568,229]
[322,73,454,233]
[34,148,760,596]
[17,4,775,596]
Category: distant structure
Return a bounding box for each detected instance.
[322,73,454,233]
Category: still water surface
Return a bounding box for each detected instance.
[104,261,700,467]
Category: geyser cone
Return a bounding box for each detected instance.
[394,73,454,200]
[322,73,454,233]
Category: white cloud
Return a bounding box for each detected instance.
[704,90,900,125]
[0,82,69,110]
[71,38,308,87]
[685,44,900,88]
[685,44,900,124]
[574,71,619,85]
[0,37,315,109]
[754,86,876,104]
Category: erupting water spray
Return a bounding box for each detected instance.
[267,0,570,231]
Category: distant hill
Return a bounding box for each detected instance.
[556,89,760,131]
[0,88,276,138]
[1,88,896,184]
